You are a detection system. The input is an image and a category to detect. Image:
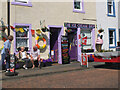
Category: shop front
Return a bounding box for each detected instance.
[64,23,96,62]
[48,25,64,64]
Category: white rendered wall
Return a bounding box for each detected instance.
[96,1,118,51]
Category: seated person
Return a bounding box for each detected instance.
[18,46,30,70]
[30,46,41,69]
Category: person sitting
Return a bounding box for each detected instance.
[18,47,30,70]
[30,46,41,69]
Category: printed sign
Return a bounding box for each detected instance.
[64,23,95,29]
[81,54,88,67]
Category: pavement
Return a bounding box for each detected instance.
[1,61,106,81]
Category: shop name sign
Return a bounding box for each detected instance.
[64,23,95,29]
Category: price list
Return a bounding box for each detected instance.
[61,36,70,64]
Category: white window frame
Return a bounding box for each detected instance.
[109,28,116,48]
[15,26,30,51]
[74,0,82,11]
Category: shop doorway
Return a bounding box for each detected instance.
[50,27,61,62]
[68,28,77,61]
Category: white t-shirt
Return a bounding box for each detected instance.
[21,51,27,59]
[31,49,40,60]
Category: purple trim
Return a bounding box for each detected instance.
[77,28,81,62]
[91,28,95,51]
[14,23,32,54]
[48,25,64,64]
[73,0,85,13]
[11,0,32,7]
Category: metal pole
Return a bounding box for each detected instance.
[7,0,10,36]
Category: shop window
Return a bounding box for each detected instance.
[73,0,85,13]
[109,28,116,48]
[107,0,115,17]
[15,25,30,52]
[11,0,32,7]
[81,30,93,53]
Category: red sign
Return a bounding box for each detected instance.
[82,36,87,45]
[81,53,88,67]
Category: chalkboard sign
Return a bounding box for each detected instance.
[61,36,70,64]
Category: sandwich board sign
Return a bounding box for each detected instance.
[81,53,88,67]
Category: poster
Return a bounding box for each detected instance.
[81,54,88,67]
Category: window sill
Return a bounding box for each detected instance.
[73,9,85,13]
[109,46,116,48]
[11,2,32,7]
[107,14,116,17]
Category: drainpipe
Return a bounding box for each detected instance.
[7,0,10,36]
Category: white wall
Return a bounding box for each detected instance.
[96,1,118,51]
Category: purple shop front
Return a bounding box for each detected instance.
[65,23,95,63]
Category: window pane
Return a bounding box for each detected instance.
[109,31,113,37]
[108,5,112,13]
[110,38,113,44]
[16,39,28,48]
[16,30,28,37]
[74,0,81,9]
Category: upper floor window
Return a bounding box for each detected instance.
[15,0,28,3]
[74,0,82,10]
[73,0,85,13]
[11,0,32,7]
[107,0,115,17]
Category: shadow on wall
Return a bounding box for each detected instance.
[40,33,48,53]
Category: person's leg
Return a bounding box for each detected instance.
[0,54,5,70]
[96,44,99,52]
[31,58,35,69]
[6,55,10,70]
[24,59,30,68]
[38,57,41,69]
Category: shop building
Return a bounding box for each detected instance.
[0,0,97,64]
[96,0,120,51]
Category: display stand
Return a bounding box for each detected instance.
[5,53,18,76]
[61,36,70,64]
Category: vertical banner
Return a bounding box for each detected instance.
[81,53,88,67]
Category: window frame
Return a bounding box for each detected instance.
[11,0,32,7]
[14,24,32,54]
[107,0,116,17]
[108,28,116,48]
[73,0,85,13]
